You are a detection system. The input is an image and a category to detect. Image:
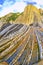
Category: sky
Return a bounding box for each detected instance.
[0,0,43,17]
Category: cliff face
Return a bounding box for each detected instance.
[39,9,43,22]
[0,5,43,27]
[14,5,41,25]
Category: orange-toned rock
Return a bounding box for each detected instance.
[0,62,8,65]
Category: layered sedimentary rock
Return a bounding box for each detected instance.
[0,23,43,65]
[14,5,41,25]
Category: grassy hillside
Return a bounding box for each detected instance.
[0,12,21,28]
[0,12,22,23]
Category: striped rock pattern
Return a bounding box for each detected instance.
[0,23,43,65]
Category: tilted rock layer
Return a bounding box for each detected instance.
[14,5,42,25]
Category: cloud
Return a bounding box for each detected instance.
[13,2,27,12]
[0,0,43,17]
[24,0,43,8]
[0,0,27,17]
[33,0,43,8]
[0,4,2,7]
[33,0,43,5]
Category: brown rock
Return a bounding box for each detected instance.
[0,62,8,65]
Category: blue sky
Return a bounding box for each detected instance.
[0,0,43,17]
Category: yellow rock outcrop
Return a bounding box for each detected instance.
[14,5,41,25]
